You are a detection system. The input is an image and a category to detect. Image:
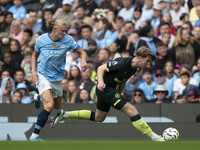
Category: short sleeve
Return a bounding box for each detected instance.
[34,38,40,54]
[69,36,79,51]
[107,57,131,72]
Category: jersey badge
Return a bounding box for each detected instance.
[52,43,57,48]
[112,61,118,66]
[115,93,120,99]
[61,44,65,48]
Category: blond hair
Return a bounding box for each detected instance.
[136,46,153,59]
[172,27,194,47]
[46,19,67,28]
[10,20,22,33]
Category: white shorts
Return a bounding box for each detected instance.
[36,73,63,98]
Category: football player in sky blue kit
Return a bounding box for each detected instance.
[51,46,165,141]
[29,19,87,141]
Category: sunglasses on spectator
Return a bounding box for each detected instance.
[171,2,179,5]
[134,93,142,96]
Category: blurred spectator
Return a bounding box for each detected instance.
[159,0,170,12]
[28,10,42,34]
[82,0,98,17]
[141,0,153,22]
[0,77,15,103]
[16,83,32,104]
[151,4,162,32]
[108,42,121,60]
[170,0,188,27]
[68,65,81,84]
[86,39,99,63]
[22,18,32,30]
[134,25,160,56]
[65,51,81,72]
[2,52,19,75]
[21,29,33,51]
[193,26,200,44]
[153,84,171,103]
[9,39,23,68]
[132,88,145,104]
[154,69,173,98]
[106,9,117,32]
[14,68,35,92]
[0,69,11,84]
[153,40,169,71]
[194,5,200,27]
[189,0,200,26]
[53,0,75,27]
[123,73,140,102]
[78,88,93,103]
[110,0,122,15]
[139,69,157,102]
[161,32,171,49]
[0,0,12,15]
[9,20,23,44]
[20,51,32,79]
[0,13,6,32]
[12,90,22,103]
[157,22,175,48]
[112,16,124,38]
[168,27,200,69]
[115,21,135,54]
[4,12,14,32]
[77,25,100,51]
[0,31,10,56]
[163,60,178,94]
[66,80,79,104]
[86,58,97,83]
[173,64,198,100]
[95,48,110,70]
[41,8,54,33]
[193,58,200,84]
[29,32,42,47]
[8,0,27,21]
[97,18,113,48]
[70,5,86,32]
[132,6,142,30]
[173,72,199,103]
[39,0,62,13]
[67,27,78,41]
[78,66,95,93]
[61,77,68,103]
[117,0,134,22]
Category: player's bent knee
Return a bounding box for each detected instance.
[95,116,106,122]
[44,102,54,111]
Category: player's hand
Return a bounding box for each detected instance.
[97,82,106,91]
[32,71,38,85]
[81,61,88,72]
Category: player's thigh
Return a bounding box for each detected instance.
[51,81,63,99]
[107,88,128,111]
[54,96,62,109]
[41,89,54,111]
[95,108,108,122]
[120,102,139,117]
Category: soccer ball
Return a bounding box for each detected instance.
[163,127,179,141]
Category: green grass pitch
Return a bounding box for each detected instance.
[1,140,200,150]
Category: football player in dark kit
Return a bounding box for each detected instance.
[51,46,164,141]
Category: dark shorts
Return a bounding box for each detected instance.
[96,86,128,112]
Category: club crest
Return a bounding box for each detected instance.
[52,43,57,48]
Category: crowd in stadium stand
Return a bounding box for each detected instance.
[0,0,200,104]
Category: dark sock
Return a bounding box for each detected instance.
[33,109,50,134]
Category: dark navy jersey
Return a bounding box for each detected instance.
[103,56,137,88]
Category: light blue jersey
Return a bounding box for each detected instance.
[35,33,79,81]
[139,81,157,101]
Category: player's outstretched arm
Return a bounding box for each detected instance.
[97,64,107,91]
[76,47,88,71]
[31,51,39,84]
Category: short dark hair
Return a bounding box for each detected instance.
[156,40,166,48]
[24,29,33,38]
[180,72,190,77]
[81,24,92,32]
